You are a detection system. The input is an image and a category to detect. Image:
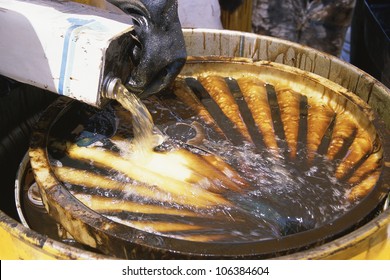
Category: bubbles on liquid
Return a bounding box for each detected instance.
[202,136,356,236]
[50,159,63,167]
[50,81,361,243]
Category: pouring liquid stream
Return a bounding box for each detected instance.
[113,82,163,156]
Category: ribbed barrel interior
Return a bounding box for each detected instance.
[39,59,385,246]
[174,75,383,201]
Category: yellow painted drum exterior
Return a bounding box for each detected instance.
[0,211,110,260]
[1,29,389,260]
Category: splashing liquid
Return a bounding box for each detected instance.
[113,82,163,154]
[48,73,379,244]
[105,81,352,240]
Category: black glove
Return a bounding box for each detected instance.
[107,0,187,98]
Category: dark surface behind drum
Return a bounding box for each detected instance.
[0,76,56,219]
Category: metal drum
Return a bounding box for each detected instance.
[28,58,390,258]
[2,29,390,259]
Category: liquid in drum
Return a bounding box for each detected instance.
[46,73,381,243]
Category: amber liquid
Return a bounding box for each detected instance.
[114,82,163,155]
[105,81,356,241]
[49,77,370,244]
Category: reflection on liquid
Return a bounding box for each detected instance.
[47,74,383,243]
